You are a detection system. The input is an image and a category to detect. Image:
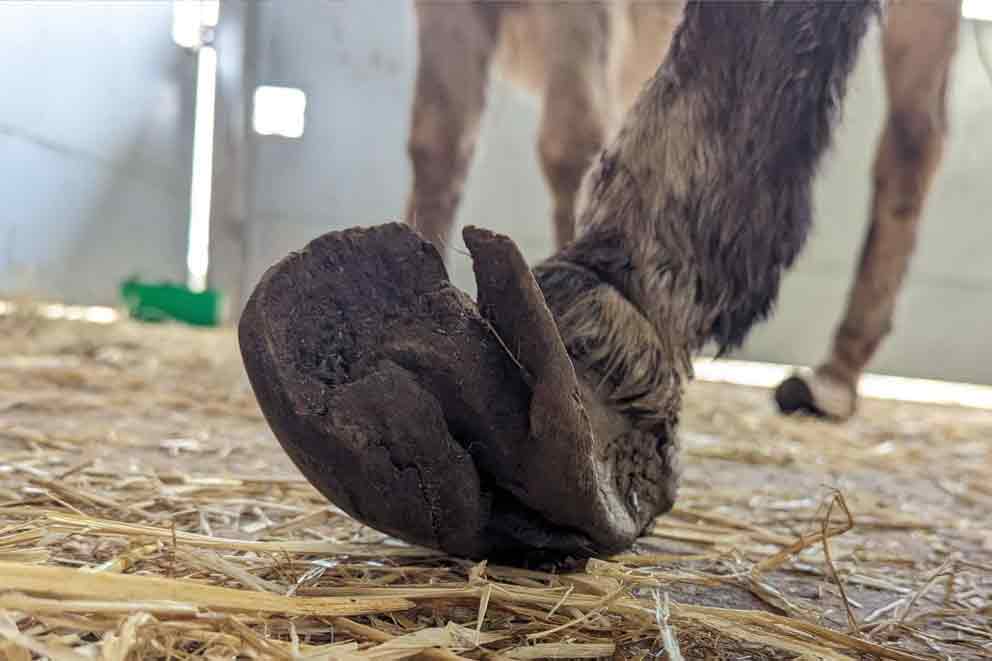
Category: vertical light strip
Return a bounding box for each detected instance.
[187,45,218,292]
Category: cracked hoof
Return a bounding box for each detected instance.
[774,368,857,421]
[239,223,676,558]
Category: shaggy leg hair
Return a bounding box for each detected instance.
[535,0,880,527]
[241,1,881,559]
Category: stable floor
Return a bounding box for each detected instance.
[0,308,989,659]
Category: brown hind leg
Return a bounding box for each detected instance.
[536,3,613,249]
[776,0,961,420]
[405,1,501,261]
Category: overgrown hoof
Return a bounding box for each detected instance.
[774,369,856,421]
[239,222,676,558]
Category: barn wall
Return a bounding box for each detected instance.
[0,2,195,305]
[11,2,980,383]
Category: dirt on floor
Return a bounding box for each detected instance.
[0,306,989,659]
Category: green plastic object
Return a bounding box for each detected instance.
[119,278,225,327]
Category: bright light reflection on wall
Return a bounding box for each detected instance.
[963,0,992,22]
[0,301,119,324]
[694,358,992,411]
[253,86,307,139]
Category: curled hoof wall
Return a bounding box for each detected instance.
[238,223,677,559]
[774,370,856,421]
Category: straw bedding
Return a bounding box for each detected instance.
[0,300,989,659]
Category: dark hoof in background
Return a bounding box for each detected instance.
[774,370,856,421]
[238,223,674,559]
[774,375,823,415]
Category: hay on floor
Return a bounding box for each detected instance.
[0,300,989,660]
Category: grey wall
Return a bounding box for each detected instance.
[0,1,194,305]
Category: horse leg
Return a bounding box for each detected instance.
[405,1,501,261]
[776,0,961,420]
